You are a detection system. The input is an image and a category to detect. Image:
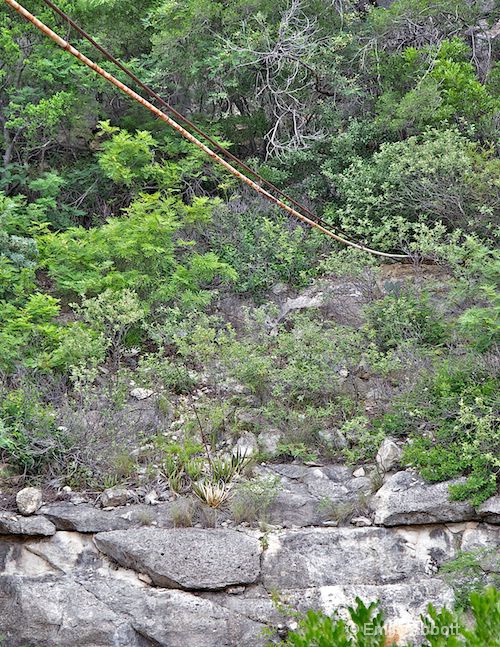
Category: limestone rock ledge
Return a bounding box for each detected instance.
[0,466,498,646]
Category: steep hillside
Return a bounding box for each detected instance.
[0,0,499,645]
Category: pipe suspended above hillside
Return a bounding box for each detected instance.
[5,0,409,260]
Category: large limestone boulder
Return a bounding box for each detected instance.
[94,528,261,590]
[267,482,324,527]
[262,526,456,589]
[86,576,266,647]
[0,512,55,537]
[257,429,281,455]
[100,487,131,508]
[22,531,99,574]
[460,523,500,552]
[371,471,477,526]
[16,487,42,515]
[201,584,284,627]
[0,575,141,646]
[262,464,372,528]
[37,502,134,532]
[0,571,265,647]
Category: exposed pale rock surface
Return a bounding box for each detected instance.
[94,527,262,590]
[16,487,42,515]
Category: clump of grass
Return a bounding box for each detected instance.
[198,503,218,528]
[135,508,155,526]
[318,493,369,524]
[230,475,281,524]
[170,497,195,527]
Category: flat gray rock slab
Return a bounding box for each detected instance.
[262,526,456,589]
[37,502,174,532]
[478,496,500,524]
[37,503,133,532]
[262,464,371,527]
[0,571,266,647]
[460,523,500,552]
[372,471,478,526]
[0,512,55,536]
[94,527,261,590]
[267,483,324,527]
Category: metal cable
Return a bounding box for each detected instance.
[5,0,409,259]
[41,0,341,233]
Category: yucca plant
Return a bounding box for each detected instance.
[192,479,231,508]
[211,449,251,483]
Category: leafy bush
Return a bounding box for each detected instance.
[458,286,500,351]
[73,288,146,367]
[97,121,156,187]
[340,416,386,465]
[0,193,40,303]
[329,129,498,250]
[440,550,500,611]
[205,197,326,295]
[279,587,500,646]
[381,360,499,505]
[40,192,235,301]
[49,322,107,386]
[136,354,197,394]
[280,596,386,647]
[365,292,448,352]
[375,38,499,136]
[0,293,62,373]
[230,475,281,524]
[0,388,66,474]
[421,587,499,647]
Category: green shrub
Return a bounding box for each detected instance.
[382,360,499,505]
[271,314,364,406]
[329,129,498,250]
[0,388,66,474]
[205,198,326,295]
[39,192,235,301]
[230,475,281,524]
[48,322,107,386]
[137,354,197,394]
[276,441,318,463]
[0,293,62,373]
[375,37,499,135]
[340,416,386,465]
[97,121,156,187]
[279,587,500,647]
[73,288,146,367]
[458,286,500,351]
[440,550,500,611]
[281,597,386,647]
[365,292,448,352]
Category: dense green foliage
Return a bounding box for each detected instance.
[279,588,500,646]
[0,0,498,508]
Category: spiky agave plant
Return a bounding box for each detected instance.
[192,479,231,508]
[211,448,251,483]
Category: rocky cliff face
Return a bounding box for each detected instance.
[0,466,498,647]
